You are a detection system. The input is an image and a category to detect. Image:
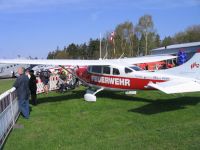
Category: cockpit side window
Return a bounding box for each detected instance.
[130,66,143,71]
[103,66,110,74]
[91,66,102,74]
[125,67,133,73]
[113,68,120,75]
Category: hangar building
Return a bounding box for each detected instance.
[151,41,200,60]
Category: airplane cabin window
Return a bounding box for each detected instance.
[125,67,133,73]
[130,66,142,71]
[113,68,120,75]
[103,66,110,74]
[91,66,102,74]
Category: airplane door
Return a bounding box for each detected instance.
[0,67,4,73]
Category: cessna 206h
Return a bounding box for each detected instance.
[0,52,200,101]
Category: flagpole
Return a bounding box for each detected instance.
[113,38,116,56]
[100,33,102,59]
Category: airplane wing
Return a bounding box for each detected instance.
[148,79,200,94]
[0,55,176,66]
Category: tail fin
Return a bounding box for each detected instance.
[162,51,200,79]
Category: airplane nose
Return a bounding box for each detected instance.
[76,67,87,78]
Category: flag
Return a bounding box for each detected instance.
[109,31,115,43]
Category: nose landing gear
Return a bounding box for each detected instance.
[84,88,104,102]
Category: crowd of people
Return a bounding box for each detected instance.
[56,69,79,93]
[13,67,77,119]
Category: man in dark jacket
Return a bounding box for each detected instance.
[29,70,37,105]
[13,67,30,119]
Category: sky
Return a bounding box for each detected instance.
[0,0,200,58]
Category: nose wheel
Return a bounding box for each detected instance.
[84,88,104,102]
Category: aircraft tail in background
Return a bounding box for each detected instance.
[161,50,200,79]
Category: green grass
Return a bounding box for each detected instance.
[0,79,15,94]
[1,80,200,150]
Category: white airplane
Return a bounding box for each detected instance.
[0,52,199,101]
[0,63,30,78]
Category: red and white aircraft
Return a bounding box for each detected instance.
[0,52,200,101]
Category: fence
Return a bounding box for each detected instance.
[0,75,60,148]
[0,87,19,149]
[36,75,59,94]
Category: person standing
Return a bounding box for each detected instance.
[40,70,51,94]
[29,70,37,105]
[13,67,30,119]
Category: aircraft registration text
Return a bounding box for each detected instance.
[91,75,131,87]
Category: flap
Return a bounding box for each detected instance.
[148,80,200,94]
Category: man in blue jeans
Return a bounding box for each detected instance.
[13,67,30,119]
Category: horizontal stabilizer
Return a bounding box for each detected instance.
[148,80,200,94]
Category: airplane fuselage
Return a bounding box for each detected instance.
[75,65,175,91]
[0,64,30,78]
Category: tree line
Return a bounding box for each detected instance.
[47,14,200,59]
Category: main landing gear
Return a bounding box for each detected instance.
[84,88,104,102]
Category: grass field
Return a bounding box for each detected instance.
[1,79,200,150]
[0,79,15,94]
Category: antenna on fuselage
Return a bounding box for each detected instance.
[118,53,124,60]
[103,52,108,60]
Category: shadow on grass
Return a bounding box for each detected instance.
[128,96,200,115]
[37,90,200,115]
[98,91,200,115]
[98,91,153,103]
[37,90,85,104]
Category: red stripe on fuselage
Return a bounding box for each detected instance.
[79,73,166,90]
[197,49,200,53]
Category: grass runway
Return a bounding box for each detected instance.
[1,79,200,150]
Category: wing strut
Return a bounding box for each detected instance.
[59,65,88,86]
